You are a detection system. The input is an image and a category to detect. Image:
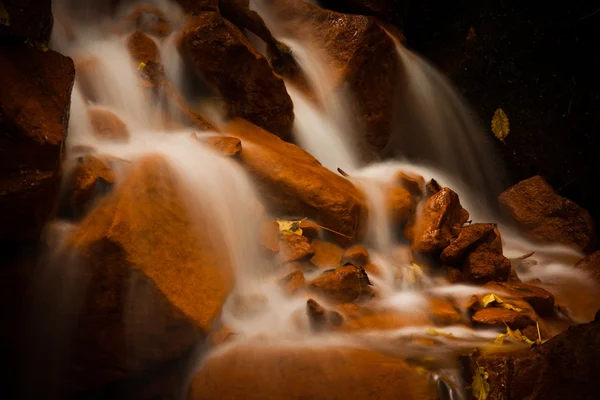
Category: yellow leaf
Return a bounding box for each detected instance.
[494,326,534,345]
[481,293,522,312]
[137,61,147,71]
[491,108,510,143]
[0,2,10,27]
[34,41,48,52]
[494,332,508,345]
[276,219,304,236]
[407,262,424,285]
[427,329,453,337]
[472,366,490,400]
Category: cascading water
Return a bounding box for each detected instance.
[26,0,599,398]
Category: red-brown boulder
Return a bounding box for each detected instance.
[471,308,537,330]
[279,234,315,262]
[58,155,233,392]
[280,270,305,295]
[192,133,242,157]
[179,12,294,139]
[0,44,75,241]
[410,188,469,253]
[224,119,367,244]
[499,176,596,253]
[308,266,365,303]
[440,223,497,265]
[483,281,555,317]
[310,239,343,268]
[267,0,399,154]
[126,30,159,64]
[188,344,436,400]
[386,186,414,226]
[463,244,511,284]
[340,245,370,268]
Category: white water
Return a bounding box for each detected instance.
[32,0,597,397]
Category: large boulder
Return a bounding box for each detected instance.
[178,12,294,139]
[267,0,399,154]
[499,176,596,253]
[188,344,436,400]
[0,0,53,44]
[224,119,367,244]
[0,43,75,241]
[54,155,233,392]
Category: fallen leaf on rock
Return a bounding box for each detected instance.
[493,325,535,345]
[276,219,305,235]
[491,108,509,143]
[481,293,523,312]
[472,365,490,400]
[0,2,9,27]
[137,61,147,70]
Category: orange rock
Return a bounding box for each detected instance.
[471,308,537,330]
[364,263,384,278]
[224,119,367,244]
[440,223,498,265]
[62,154,233,391]
[259,220,280,254]
[386,186,414,226]
[483,281,555,317]
[280,270,305,295]
[491,225,503,253]
[445,266,463,283]
[340,245,370,267]
[280,234,315,262]
[499,176,596,253]
[88,108,131,142]
[463,244,511,284]
[310,239,343,268]
[337,302,363,320]
[59,155,115,219]
[193,133,242,157]
[395,171,425,199]
[266,0,399,154]
[428,298,462,325]
[308,266,365,304]
[306,298,343,332]
[410,188,469,253]
[126,30,159,64]
[299,220,321,240]
[0,45,75,241]
[188,344,437,400]
[179,13,294,138]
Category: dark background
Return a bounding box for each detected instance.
[321,0,600,226]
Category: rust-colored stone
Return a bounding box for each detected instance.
[126,30,159,65]
[395,171,425,199]
[259,220,280,254]
[463,244,511,284]
[499,175,596,253]
[88,108,131,142]
[310,239,343,268]
[193,133,242,157]
[279,234,315,262]
[61,155,233,391]
[224,119,367,244]
[280,270,305,295]
[484,281,555,317]
[428,298,462,325]
[471,308,537,330]
[179,12,294,139]
[308,266,364,304]
[188,344,437,400]
[340,245,370,268]
[0,44,75,241]
[386,186,414,226]
[410,188,469,253]
[440,223,497,265]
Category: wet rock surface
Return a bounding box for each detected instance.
[179,12,294,139]
[225,119,367,244]
[484,281,555,317]
[88,108,131,142]
[440,223,497,265]
[0,43,75,241]
[308,265,365,304]
[462,244,511,284]
[193,133,242,157]
[499,176,596,253]
[279,233,315,262]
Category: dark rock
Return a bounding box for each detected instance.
[0,0,53,44]
[178,12,294,139]
[308,265,365,304]
[440,223,497,265]
[463,244,511,284]
[0,43,75,241]
[499,175,596,253]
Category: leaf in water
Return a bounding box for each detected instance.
[491,108,510,143]
[276,219,304,236]
[0,2,10,27]
[494,326,534,345]
[472,366,490,400]
[427,329,453,337]
[407,262,424,285]
[494,332,508,345]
